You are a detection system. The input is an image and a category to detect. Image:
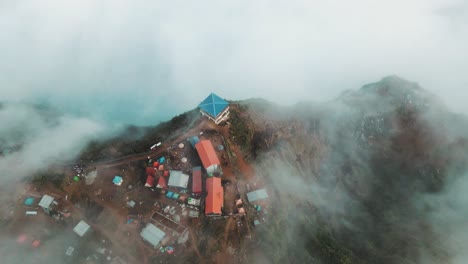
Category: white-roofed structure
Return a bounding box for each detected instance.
[73,220,91,237]
[168,170,189,189]
[246,189,269,203]
[38,194,55,214]
[140,223,166,248]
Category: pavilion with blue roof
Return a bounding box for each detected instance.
[198,93,230,125]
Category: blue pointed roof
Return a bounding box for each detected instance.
[198,93,229,118]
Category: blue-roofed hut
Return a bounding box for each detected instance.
[113,176,123,186]
[198,93,230,125]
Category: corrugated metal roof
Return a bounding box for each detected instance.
[73,220,91,237]
[140,223,166,248]
[192,167,202,193]
[38,195,54,208]
[195,140,220,169]
[168,170,189,188]
[145,176,154,187]
[198,93,229,118]
[146,167,156,176]
[246,189,269,202]
[157,176,167,189]
[205,177,223,215]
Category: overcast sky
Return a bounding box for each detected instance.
[1,0,467,125]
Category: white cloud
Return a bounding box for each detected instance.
[0,103,105,182]
[0,0,467,124]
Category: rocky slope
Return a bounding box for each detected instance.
[238,76,468,264]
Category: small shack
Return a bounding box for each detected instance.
[188,197,201,207]
[145,176,155,187]
[157,176,167,189]
[140,223,166,248]
[192,167,202,195]
[73,220,91,237]
[246,189,269,203]
[146,167,156,176]
[113,176,123,186]
[38,195,55,214]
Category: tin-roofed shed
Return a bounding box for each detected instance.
[168,170,189,189]
[192,167,202,194]
[140,223,166,248]
[38,195,55,214]
[73,220,91,237]
[246,189,269,203]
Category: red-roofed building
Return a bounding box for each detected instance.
[146,167,156,176]
[145,175,154,187]
[192,167,202,194]
[157,176,167,189]
[158,165,164,171]
[153,162,159,168]
[195,140,221,174]
[205,177,223,215]
[163,171,169,177]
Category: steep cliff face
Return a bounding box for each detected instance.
[239,76,468,264]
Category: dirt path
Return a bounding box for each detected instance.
[80,118,212,170]
[71,206,141,264]
[223,216,235,248]
[188,228,204,263]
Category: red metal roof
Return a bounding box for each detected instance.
[205,177,223,215]
[145,175,154,187]
[192,167,202,194]
[153,162,159,168]
[157,176,167,189]
[163,171,169,177]
[195,140,220,169]
[146,167,156,176]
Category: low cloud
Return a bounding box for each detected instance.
[0,103,106,183]
[1,0,468,125]
[247,80,468,263]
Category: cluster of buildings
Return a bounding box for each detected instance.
[143,136,225,216]
[138,93,231,249]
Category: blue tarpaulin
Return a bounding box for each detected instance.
[113,176,123,185]
[166,191,174,198]
[159,157,166,164]
[24,197,35,206]
[189,136,200,147]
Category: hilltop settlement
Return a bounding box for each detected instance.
[4,77,467,264]
[3,93,271,264]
